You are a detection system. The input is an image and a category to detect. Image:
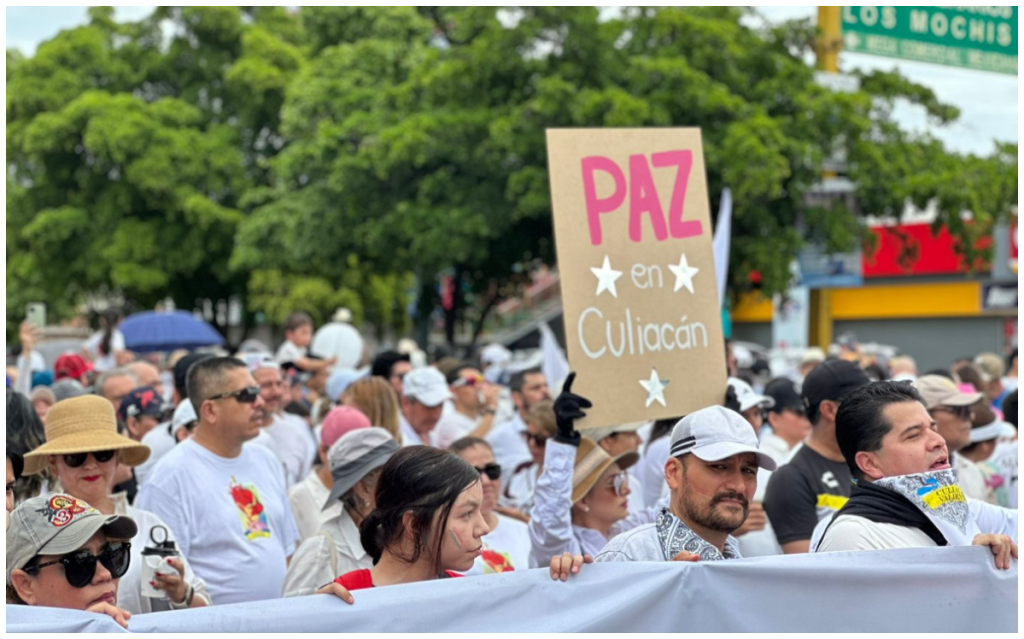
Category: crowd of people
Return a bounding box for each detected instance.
[5,308,1019,627]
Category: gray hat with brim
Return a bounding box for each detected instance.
[324,428,400,510]
[7,493,137,585]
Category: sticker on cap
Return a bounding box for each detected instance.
[38,495,93,527]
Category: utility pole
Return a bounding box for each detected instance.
[808,6,843,349]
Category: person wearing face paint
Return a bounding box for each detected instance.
[23,395,211,614]
[313,445,489,601]
[527,373,670,570]
[814,382,1018,570]
[7,493,137,628]
[596,406,777,563]
[449,437,532,574]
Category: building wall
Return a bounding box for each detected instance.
[731,322,772,348]
[833,317,1006,372]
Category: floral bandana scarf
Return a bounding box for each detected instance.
[655,508,741,561]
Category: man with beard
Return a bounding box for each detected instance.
[813,382,1017,569]
[136,357,300,604]
[595,406,777,562]
[487,368,551,473]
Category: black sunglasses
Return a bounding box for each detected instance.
[63,450,116,468]
[24,541,131,588]
[932,405,973,421]
[208,386,260,404]
[474,463,502,481]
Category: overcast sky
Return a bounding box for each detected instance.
[6,5,1017,156]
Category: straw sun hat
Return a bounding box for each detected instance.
[571,436,639,504]
[23,395,150,475]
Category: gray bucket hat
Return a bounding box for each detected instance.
[7,493,137,585]
[324,427,400,509]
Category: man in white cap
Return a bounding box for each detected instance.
[399,367,452,446]
[244,353,316,487]
[596,406,777,562]
[134,400,198,485]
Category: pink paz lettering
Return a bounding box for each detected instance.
[581,151,702,246]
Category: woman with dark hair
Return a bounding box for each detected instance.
[321,446,488,593]
[83,310,125,373]
[6,389,49,504]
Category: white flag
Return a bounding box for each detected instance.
[539,322,570,390]
[712,188,732,307]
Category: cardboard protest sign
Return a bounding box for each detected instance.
[546,128,726,429]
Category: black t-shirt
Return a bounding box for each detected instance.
[763,444,851,546]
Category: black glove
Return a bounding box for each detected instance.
[552,372,592,447]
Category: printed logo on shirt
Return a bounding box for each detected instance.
[229,477,271,540]
[820,471,840,490]
[816,493,848,511]
[482,549,515,574]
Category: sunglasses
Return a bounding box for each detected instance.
[474,463,502,481]
[24,541,131,588]
[524,433,549,447]
[931,405,973,421]
[604,471,629,497]
[208,386,260,404]
[63,450,116,468]
[452,375,484,389]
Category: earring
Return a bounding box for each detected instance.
[581,505,590,513]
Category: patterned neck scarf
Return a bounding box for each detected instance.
[872,469,971,544]
[655,508,742,561]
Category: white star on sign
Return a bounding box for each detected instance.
[667,253,700,294]
[639,368,669,408]
[590,255,623,299]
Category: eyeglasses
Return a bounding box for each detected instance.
[524,433,549,447]
[207,386,260,404]
[24,542,131,588]
[604,471,629,497]
[63,450,116,468]
[931,405,973,421]
[474,463,502,481]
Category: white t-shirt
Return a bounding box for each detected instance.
[135,422,179,486]
[759,432,794,467]
[84,329,126,372]
[400,415,436,447]
[288,470,342,543]
[265,413,316,488]
[135,438,300,605]
[501,463,540,516]
[275,339,306,365]
[462,514,532,575]
[814,515,937,552]
[110,492,211,614]
[434,411,480,449]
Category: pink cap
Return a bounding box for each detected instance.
[321,406,372,449]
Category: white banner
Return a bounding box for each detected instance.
[5,547,1016,633]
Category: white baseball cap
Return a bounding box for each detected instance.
[402,367,452,407]
[669,406,777,471]
[727,377,775,413]
[171,400,197,434]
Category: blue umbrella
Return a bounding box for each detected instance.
[121,310,225,353]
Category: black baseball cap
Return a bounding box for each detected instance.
[174,352,215,399]
[801,360,870,413]
[764,378,803,413]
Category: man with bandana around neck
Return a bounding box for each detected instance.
[814,381,1018,570]
[596,406,777,563]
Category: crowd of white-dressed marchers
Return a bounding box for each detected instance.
[5,312,1018,627]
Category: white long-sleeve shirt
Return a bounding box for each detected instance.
[527,439,665,568]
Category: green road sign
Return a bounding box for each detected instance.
[842,6,1017,75]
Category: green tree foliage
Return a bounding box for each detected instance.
[7,6,1017,343]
